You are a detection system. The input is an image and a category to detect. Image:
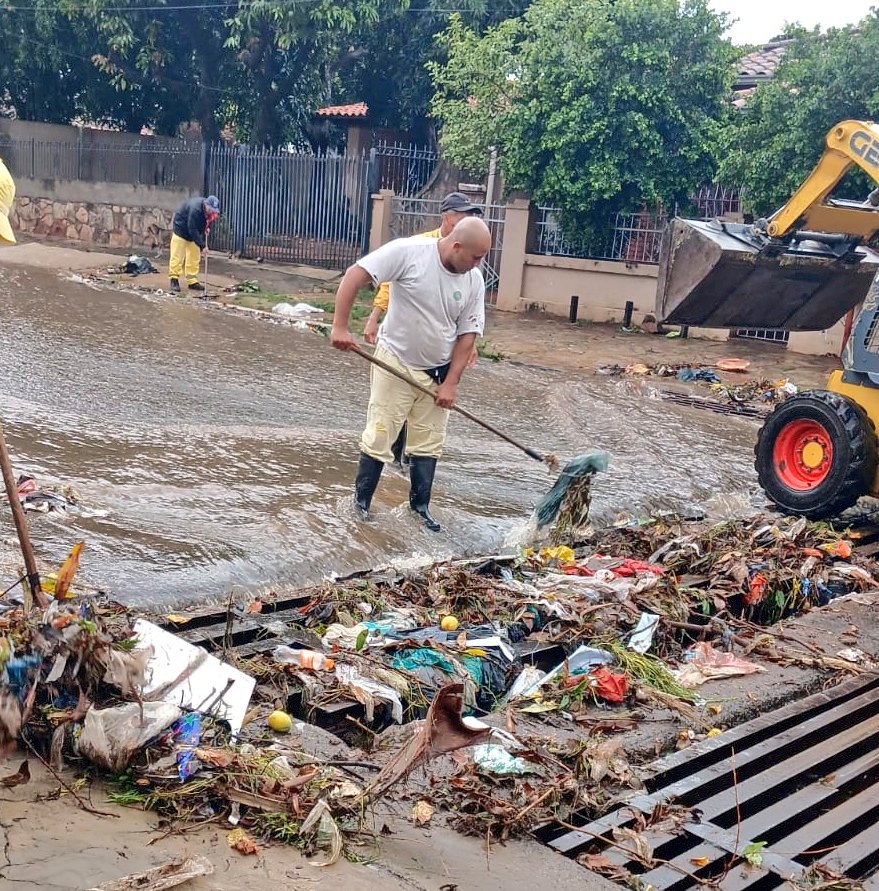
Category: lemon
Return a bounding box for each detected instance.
[267,710,293,733]
[441,615,459,632]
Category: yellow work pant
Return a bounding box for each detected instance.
[361,346,450,462]
[168,234,201,285]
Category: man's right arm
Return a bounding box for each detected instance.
[332,240,408,351]
[330,264,373,351]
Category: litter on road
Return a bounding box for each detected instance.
[1,508,876,863]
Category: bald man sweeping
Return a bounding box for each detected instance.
[331,217,492,532]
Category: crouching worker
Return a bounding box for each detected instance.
[168,195,220,293]
[330,217,491,532]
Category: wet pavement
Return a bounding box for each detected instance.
[0,260,761,607]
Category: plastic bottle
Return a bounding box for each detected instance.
[273,646,335,671]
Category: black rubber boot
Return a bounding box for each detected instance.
[409,456,441,532]
[188,282,205,292]
[391,424,409,470]
[354,452,384,520]
[169,278,181,293]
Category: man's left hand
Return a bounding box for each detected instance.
[434,380,457,409]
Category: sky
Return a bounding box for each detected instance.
[709,0,876,45]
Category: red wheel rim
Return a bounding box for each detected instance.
[772,419,834,491]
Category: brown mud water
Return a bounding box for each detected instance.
[0,261,764,608]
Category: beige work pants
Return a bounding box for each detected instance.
[360,346,449,462]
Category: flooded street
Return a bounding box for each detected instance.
[0,261,760,607]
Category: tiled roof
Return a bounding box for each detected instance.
[735,41,790,86]
[315,102,369,118]
[732,87,756,108]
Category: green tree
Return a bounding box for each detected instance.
[52,0,400,143]
[338,0,532,140]
[0,5,151,128]
[718,15,879,217]
[225,0,403,145]
[430,0,736,245]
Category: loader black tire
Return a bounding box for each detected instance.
[755,390,877,519]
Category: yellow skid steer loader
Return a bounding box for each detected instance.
[657,120,879,518]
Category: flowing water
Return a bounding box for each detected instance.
[0,262,760,607]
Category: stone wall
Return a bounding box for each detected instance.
[11,195,173,249]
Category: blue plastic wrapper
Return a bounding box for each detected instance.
[172,712,202,780]
[2,654,43,701]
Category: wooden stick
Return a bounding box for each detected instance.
[22,736,119,819]
[349,345,547,464]
[0,420,47,611]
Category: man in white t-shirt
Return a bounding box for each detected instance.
[331,217,491,532]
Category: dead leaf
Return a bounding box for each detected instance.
[54,541,85,600]
[455,630,468,650]
[505,707,517,734]
[589,739,627,784]
[245,600,263,615]
[227,828,259,856]
[241,706,261,728]
[577,852,633,881]
[164,614,191,626]
[690,856,711,867]
[576,717,637,734]
[300,800,342,867]
[579,853,618,871]
[195,747,235,769]
[612,826,654,866]
[411,800,435,825]
[0,760,29,788]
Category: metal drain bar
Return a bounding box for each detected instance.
[539,673,879,890]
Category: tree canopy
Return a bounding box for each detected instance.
[718,13,879,217]
[1,0,532,145]
[338,0,531,140]
[429,0,737,243]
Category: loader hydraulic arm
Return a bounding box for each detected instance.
[767,120,879,241]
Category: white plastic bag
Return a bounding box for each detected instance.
[75,701,182,772]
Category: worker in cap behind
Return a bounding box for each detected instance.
[169,194,220,293]
[0,157,16,245]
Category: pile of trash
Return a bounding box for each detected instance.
[708,378,798,405]
[106,255,158,277]
[596,362,799,408]
[9,473,108,519]
[1,513,875,855]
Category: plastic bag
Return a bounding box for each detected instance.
[471,744,534,775]
[335,664,403,724]
[274,302,323,316]
[76,701,183,772]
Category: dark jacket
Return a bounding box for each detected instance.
[172,197,209,249]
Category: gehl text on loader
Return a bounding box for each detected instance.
[658,119,879,519]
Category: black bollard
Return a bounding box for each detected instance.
[569,295,579,324]
[622,300,634,328]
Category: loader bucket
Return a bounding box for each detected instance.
[656,218,879,331]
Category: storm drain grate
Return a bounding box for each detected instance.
[539,673,879,890]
